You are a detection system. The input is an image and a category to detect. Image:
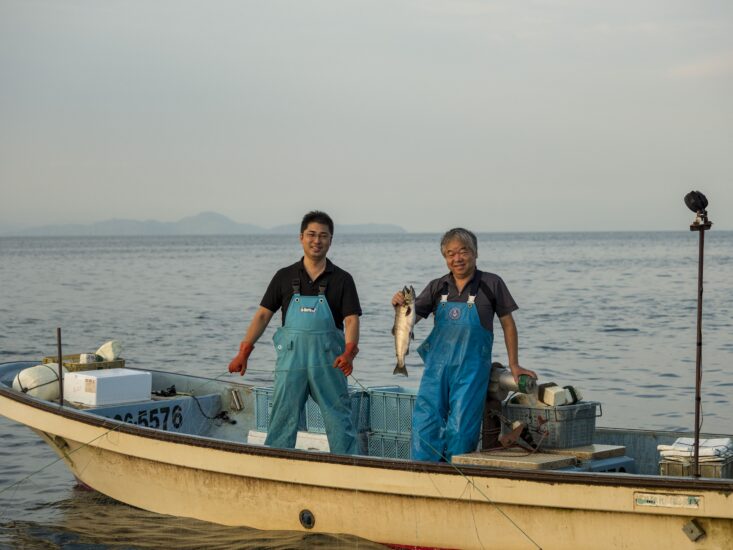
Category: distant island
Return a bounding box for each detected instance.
[2,212,407,237]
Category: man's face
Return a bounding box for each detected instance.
[443,238,476,280]
[300,222,332,262]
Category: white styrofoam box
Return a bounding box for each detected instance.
[63,368,152,406]
[564,386,583,403]
[247,430,330,452]
[541,386,567,406]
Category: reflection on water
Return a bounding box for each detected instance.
[1,487,386,549]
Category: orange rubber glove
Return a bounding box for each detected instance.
[333,342,358,377]
[228,342,254,376]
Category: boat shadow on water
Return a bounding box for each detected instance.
[1,488,385,549]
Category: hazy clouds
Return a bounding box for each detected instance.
[1,0,731,231]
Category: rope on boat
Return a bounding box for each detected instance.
[240,365,543,548]
[0,420,126,501]
[348,372,544,550]
[0,372,233,502]
[3,367,542,548]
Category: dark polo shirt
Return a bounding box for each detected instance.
[414,269,518,332]
[260,258,362,330]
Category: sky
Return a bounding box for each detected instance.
[1,0,731,232]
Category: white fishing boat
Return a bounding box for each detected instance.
[1,359,731,550]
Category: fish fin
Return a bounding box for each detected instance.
[410,331,415,340]
[393,363,408,377]
[391,326,395,336]
[405,306,411,316]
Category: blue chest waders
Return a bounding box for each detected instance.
[264,280,357,455]
[412,276,494,462]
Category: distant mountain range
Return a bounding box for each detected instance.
[2,212,407,236]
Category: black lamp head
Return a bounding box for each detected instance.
[684,191,708,214]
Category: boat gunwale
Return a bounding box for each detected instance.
[2,363,732,494]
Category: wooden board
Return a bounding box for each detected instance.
[543,444,626,461]
[452,450,576,470]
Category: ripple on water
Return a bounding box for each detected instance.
[600,327,640,333]
[0,490,387,549]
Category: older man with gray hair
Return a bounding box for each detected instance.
[392,227,535,462]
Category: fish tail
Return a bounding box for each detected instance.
[393,359,408,377]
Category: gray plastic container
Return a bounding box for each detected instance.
[502,400,602,448]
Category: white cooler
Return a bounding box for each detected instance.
[63,368,152,406]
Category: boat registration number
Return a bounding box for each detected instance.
[634,492,702,509]
[113,405,184,430]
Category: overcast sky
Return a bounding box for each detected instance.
[1,0,731,232]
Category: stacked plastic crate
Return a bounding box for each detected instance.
[304,387,370,453]
[253,386,369,453]
[253,387,296,432]
[367,386,417,459]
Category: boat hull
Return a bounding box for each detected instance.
[2,367,733,549]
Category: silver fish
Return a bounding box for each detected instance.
[392,285,416,376]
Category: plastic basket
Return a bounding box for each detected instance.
[502,400,602,449]
[369,386,416,434]
[253,387,308,432]
[305,388,369,434]
[660,458,733,479]
[562,456,637,474]
[253,387,274,432]
[367,432,411,460]
[43,354,125,372]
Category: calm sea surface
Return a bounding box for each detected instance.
[1,232,731,548]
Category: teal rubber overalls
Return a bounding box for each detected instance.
[264,279,357,455]
[412,272,494,462]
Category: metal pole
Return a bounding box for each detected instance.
[690,214,711,478]
[693,229,704,477]
[56,327,64,406]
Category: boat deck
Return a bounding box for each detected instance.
[2,360,731,480]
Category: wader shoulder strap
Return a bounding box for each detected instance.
[433,273,496,309]
[318,280,328,295]
[438,281,449,303]
[467,270,482,305]
[291,278,300,294]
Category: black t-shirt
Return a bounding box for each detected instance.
[414,269,518,332]
[260,258,362,330]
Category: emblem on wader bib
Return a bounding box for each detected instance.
[449,307,461,320]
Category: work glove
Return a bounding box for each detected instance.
[228,342,254,376]
[333,342,358,377]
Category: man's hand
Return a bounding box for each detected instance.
[391,290,406,307]
[228,342,255,376]
[509,363,537,382]
[333,342,359,377]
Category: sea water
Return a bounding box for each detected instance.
[1,232,731,547]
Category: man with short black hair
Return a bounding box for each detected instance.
[229,211,361,454]
[392,227,535,462]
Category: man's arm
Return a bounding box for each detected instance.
[333,314,360,376]
[498,312,536,381]
[242,306,275,345]
[228,306,275,375]
[343,313,359,345]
